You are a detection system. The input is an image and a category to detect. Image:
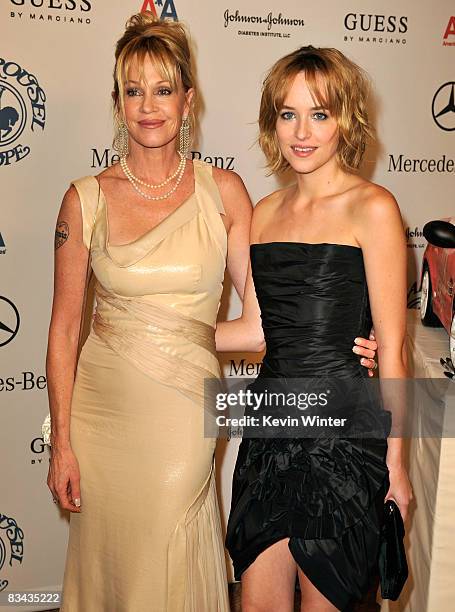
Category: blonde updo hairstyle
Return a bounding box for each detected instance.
[112,11,196,146]
[259,46,374,175]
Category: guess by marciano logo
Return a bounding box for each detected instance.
[9,0,92,25]
[0,58,46,166]
[343,13,407,45]
[443,16,455,47]
[140,0,178,21]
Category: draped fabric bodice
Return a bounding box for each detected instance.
[71,159,227,404]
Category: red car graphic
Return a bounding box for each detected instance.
[420,218,455,365]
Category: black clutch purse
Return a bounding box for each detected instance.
[378,499,408,600]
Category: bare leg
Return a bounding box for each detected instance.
[297,567,340,612]
[241,538,297,612]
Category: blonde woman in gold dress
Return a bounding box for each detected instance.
[45,12,378,612]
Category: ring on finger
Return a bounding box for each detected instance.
[372,360,378,370]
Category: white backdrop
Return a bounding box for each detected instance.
[1,0,454,608]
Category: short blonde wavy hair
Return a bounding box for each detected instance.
[259,46,374,174]
[112,11,196,127]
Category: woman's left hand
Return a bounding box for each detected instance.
[352,329,378,376]
[385,465,413,521]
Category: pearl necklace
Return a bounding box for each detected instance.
[120,153,185,189]
[120,154,187,201]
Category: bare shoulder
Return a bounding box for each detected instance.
[59,183,82,219]
[249,186,291,241]
[54,183,85,249]
[211,165,253,219]
[212,165,249,196]
[353,180,401,224]
[95,161,121,180]
[252,185,290,220]
[355,180,398,209]
[351,180,404,248]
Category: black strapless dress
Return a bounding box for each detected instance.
[225,242,390,611]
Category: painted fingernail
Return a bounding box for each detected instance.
[354,338,360,344]
[74,498,81,507]
[352,346,360,354]
[361,358,367,364]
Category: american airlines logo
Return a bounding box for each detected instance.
[140,0,178,21]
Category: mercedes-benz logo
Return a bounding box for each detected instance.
[432,82,455,131]
[0,296,20,347]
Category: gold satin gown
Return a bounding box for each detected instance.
[60,160,230,612]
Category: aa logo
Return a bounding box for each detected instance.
[141,0,178,21]
[443,16,455,46]
[407,282,421,309]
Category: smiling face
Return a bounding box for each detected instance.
[275,71,340,175]
[121,53,193,151]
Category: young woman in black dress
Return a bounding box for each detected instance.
[216,46,413,611]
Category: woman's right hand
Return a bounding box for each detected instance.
[385,465,413,522]
[47,445,82,513]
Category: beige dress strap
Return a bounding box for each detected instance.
[70,176,100,250]
[193,161,227,259]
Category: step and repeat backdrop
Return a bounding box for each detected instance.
[1,0,454,607]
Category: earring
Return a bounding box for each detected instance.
[113,119,129,157]
[179,116,191,157]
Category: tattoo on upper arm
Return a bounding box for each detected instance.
[55,221,69,249]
